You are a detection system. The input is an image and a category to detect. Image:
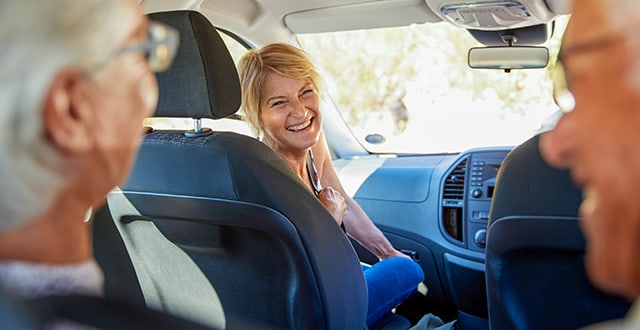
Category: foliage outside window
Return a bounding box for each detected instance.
[298,17,569,153]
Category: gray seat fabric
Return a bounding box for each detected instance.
[485,134,631,330]
[93,10,368,330]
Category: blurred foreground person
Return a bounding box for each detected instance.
[0,0,176,304]
[541,0,640,327]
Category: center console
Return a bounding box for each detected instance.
[441,149,510,252]
[439,148,511,324]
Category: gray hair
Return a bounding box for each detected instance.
[0,0,129,229]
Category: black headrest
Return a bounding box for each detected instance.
[489,133,582,222]
[149,10,240,119]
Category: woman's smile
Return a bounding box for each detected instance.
[286,117,314,132]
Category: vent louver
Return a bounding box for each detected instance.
[443,159,467,200]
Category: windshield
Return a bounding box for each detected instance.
[297,18,569,154]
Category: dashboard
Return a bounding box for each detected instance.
[442,150,510,253]
[334,147,512,322]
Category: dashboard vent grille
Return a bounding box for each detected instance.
[443,159,467,200]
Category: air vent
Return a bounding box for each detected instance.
[443,159,467,200]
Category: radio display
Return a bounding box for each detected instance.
[487,185,495,198]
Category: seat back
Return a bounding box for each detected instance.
[485,134,631,330]
[93,10,367,330]
[0,288,40,330]
[0,286,215,330]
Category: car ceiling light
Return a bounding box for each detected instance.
[439,1,542,30]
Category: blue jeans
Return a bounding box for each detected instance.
[363,257,425,327]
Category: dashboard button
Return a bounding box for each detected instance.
[474,229,487,248]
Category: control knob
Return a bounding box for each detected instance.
[474,229,487,248]
[471,188,482,198]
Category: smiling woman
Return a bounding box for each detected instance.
[237,42,426,327]
[259,73,322,157]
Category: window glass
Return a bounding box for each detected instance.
[220,31,250,65]
[297,17,569,153]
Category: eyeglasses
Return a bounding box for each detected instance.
[114,21,179,72]
[552,60,576,113]
[552,32,633,114]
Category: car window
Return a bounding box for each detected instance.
[220,31,250,66]
[297,17,569,154]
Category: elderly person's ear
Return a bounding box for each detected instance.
[43,68,96,153]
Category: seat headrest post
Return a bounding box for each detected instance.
[184,118,213,138]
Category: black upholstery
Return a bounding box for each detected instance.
[0,288,40,330]
[153,11,240,119]
[94,10,368,330]
[31,294,217,330]
[0,287,214,330]
[485,134,631,330]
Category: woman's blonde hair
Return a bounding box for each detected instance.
[237,43,321,138]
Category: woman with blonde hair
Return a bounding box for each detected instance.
[238,43,424,327]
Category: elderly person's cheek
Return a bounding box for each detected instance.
[138,70,159,118]
[580,200,613,295]
[581,191,640,300]
[539,115,575,169]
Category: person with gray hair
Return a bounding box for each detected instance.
[540,0,640,327]
[0,0,177,299]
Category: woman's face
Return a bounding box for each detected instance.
[259,72,322,158]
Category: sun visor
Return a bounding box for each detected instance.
[285,0,441,34]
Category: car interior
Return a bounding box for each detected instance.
[486,134,631,329]
[94,9,368,330]
[2,0,635,329]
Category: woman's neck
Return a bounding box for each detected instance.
[282,155,307,177]
[266,145,314,191]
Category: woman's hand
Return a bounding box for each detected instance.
[383,248,413,260]
[318,186,346,225]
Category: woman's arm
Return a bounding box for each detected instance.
[312,134,408,260]
[317,186,346,225]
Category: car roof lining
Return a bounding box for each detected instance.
[284,0,441,34]
[142,0,571,47]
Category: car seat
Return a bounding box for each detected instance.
[0,287,40,330]
[92,10,368,330]
[485,134,631,330]
[0,285,215,330]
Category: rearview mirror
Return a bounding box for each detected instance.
[468,46,549,70]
